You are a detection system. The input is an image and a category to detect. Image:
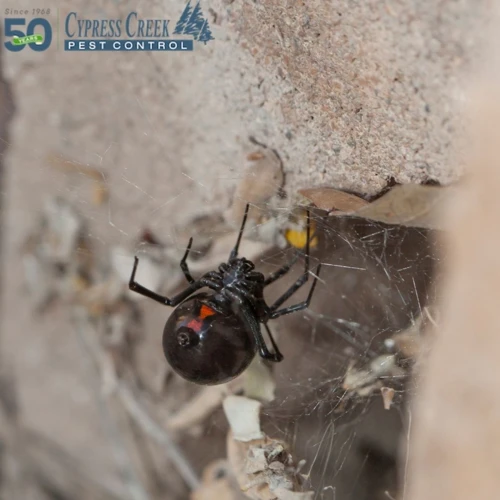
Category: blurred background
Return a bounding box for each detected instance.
[0,2,496,500]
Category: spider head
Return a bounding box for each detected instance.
[162,293,257,385]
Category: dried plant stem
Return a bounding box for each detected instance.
[73,309,200,491]
[116,382,201,490]
[73,311,151,500]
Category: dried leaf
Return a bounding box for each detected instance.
[223,396,263,442]
[230,147,284,223]
[347,184,450,229]
[227,434,265,489]
[226,432,312,500]
[301,184,455,229]
[299,187,368,212]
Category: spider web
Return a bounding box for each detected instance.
[258,214,435,499]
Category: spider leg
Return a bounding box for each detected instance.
[263,322,283,360]
[267,271,308,311]
[180,237,195,284]
[267,209,315,311]
[129,256,219,306]
[225,289,283,362]
[246,308,283,362]
[268,264,321,319]
[263,252,300,286]
[229,203,250,261]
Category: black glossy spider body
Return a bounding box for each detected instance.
[129,205,321,385]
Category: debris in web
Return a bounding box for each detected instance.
[342,354,405,398]
[225,395,314,500]
[389,306,438,360]
[380,387,396,410]
[227,432,313,500]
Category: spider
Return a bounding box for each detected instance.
[128,204,321,385]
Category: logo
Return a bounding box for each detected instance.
[174,1,214,44]
[4,2,214,53]
[4,9,53,51]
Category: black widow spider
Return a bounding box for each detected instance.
[128,204,321,385]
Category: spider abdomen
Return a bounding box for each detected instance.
[162,293,257,385]
[129,203,320,386]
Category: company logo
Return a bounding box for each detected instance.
[4,2,214,53]
[174,1,214,44]
[4,9,53,51]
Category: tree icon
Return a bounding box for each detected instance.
[198,19,214,44]
[184,2,205,39]
[174,1,193,35]
[174,1,214,43]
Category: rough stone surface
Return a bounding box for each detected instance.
[3,1,491,238]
